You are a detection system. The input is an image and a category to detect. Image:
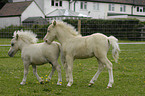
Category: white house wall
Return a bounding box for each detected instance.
[107,3,132,14]
[74,2,107,19]
[0,17,20,28]
[35,0,44,12]
[21,1,45,21]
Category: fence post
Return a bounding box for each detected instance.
[78,19,81,34]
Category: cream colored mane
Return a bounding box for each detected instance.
[56,21,81,36]
[13,30,38,44]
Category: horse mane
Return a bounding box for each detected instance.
[13,30,38,44]
[56,21,81,36]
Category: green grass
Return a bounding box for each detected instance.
[0,42,145,95]
[1,38,145,45]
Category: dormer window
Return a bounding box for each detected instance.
[51,0,62,7]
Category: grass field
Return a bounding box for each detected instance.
[0,40,145,96]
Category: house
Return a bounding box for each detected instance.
[0,1,45,28]
[37,0,145,20]
[68,0,145,20]
[1,0,145,28]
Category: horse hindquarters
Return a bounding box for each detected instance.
[90,35,114,88]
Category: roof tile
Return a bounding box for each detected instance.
[0,1,32,16]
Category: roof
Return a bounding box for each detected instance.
[0,1,32,17]
[46,9,90,17]
[78,0,145,6]
[22,17,47,23]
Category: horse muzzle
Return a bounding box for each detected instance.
[8,50,15,57]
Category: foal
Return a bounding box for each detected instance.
[8,30,62,85]
[43,21,120,88]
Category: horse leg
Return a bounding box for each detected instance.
[64,62,69,82]
[32,65,43,84]
[46,63,56,82]
[66,55,73,87]
[89,60,105,86]
[54,61,62,85]
[100,57,114,88]
[20,61,29,85]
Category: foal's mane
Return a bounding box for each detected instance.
[56,21,81,36]
[13,30,38,44]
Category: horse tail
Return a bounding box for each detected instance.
[108,36,120,63]
[56,42,65,66]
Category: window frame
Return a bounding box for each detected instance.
[51,0,62,7]
[93,3,100,11]
[120,5,126,12]
[80,2,87,10]
[137,6,145,13]
[109,4,115,11]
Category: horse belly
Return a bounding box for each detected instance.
[30,56,48,65]
[74,49,94,59]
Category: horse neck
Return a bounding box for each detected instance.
[56,29,76,44]
[18,39,30,51]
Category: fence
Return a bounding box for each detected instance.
[0,19,145,57]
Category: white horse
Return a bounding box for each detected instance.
[8,30,62,85]
[43,21,120,88]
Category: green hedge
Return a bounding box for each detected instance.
[63,19,143,40]
[0,19,144,40]
[0,24,49,38]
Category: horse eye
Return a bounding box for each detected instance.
[11,43,14,46]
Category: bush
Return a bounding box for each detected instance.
[0,24,49,38]
[63,19,142,40]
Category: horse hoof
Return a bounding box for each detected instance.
[88,83,93,87]
[67,83,72,87]
[20,82,25,85]
[107,86,112,88]
[40,81,44,84]
[57,82,62,86]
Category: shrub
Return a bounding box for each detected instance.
[63,19,142,40]
[0,24,49,38]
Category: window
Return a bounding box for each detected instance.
[109,4,115,11]
[120,5,126,12]
[51,0,62,7]
[80,2,87,9]
[137,7,145,12]
[93,3,99,10]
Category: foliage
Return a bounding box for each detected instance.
[0,42,145,95]
[0,24,49,38]
[63,19,143,41]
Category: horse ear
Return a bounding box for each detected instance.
[16,34,18,40]
[53,21,56,26]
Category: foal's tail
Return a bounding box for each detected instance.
[56,43,65,66]
[108,36,120,63]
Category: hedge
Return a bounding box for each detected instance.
[0,19,144,40]
[63,19,143,40]
[0,24,49,38]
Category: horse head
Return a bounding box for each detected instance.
[44,21,57,44]
[8,32,20,57]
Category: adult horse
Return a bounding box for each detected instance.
[43,21,120,88]
[8,30,62,85]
